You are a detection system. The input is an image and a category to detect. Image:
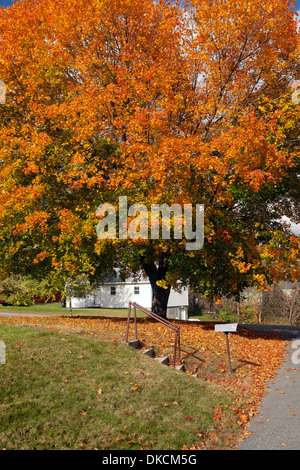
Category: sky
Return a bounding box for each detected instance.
[0,0,14,6]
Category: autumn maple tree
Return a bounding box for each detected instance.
[0,0,298,317]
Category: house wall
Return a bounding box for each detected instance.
[66,282,189,311]
[97,284,188,309]
[168,286,189,308]
[99,282,152,309]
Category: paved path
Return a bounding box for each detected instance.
[238,325,300,450]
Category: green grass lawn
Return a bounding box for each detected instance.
[0,302,291,326]
[0,302,133,317]
[0,325,240,450]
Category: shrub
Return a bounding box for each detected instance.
[218,306,237,323]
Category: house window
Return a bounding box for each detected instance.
[134,286,140,295]
[110,286,116,295]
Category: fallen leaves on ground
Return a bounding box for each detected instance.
[0,314,288,449]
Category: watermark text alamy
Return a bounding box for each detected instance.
[96,197,204,251]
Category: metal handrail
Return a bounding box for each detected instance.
[125,301,181,368]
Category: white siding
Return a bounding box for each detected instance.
[99,282,152,309]
[168,286,189,307]
[66,274,189,311]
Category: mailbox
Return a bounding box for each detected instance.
[214,323,238,374]
[214,323,238,333]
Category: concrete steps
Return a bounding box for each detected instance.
[121,339,142,349]
[154,355,169,365]
[121,339,185,372]
[143,347,155,357]
[175,364,185,372]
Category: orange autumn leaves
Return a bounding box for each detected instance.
[0,0,298,232]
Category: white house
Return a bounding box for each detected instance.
[66,270,189,319]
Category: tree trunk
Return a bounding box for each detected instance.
[151,282,171,318]
[288,284,299,326]
[141,259,170,319]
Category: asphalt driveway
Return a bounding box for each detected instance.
[238,324,300,450]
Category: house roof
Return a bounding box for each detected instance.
[102,269,148,284]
